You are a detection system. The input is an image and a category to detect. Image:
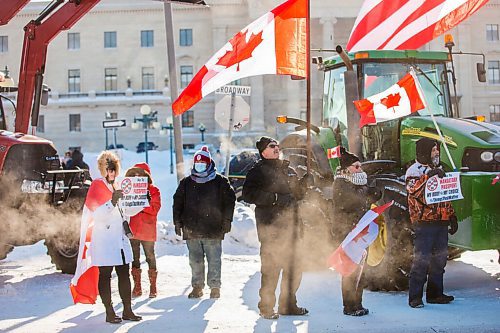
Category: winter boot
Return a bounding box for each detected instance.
[210,288,220,299]
[188,286,203,299]
[426,294,454,304]
[104,304,122,324]
[148,269,158,298]
[131,267,142,297]
[122,304,142,321]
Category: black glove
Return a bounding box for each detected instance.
[174,225,182,237]
[222,220,232,234]
[275,193,293,206]
[448,215,458,235]
[146,190,152,203]
[427,168,446,178]
[111,190,123,206]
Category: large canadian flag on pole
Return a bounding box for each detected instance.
[353,70,426,128]
[172,0,307,115]
[346,0,489,52]
[69,180,112,304]
[328,201,393,277]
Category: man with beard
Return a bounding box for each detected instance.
[405,138,458,308]
[242,136,310,320]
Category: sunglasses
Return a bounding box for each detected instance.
[267,144,280,149]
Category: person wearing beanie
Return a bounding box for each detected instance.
[405,138,457,308]
[125,163,161,298]
[173,146,236,299]
[332,146,381,316]
[242,136,311,319]
[71,151,142,324]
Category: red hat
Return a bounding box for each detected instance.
[133,162,151,175]
[194,146,212,165]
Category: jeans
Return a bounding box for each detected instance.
[186,239,222,289]
[409,224,449,302]
[130,239,156,270]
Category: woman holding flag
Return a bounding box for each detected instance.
[331,147,381,316]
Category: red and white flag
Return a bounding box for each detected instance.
[172,0,307,115]
[492,174,500,185]
[347,0,489,52]
[327,146,341,159]
[353,70,426,128]
[328,201,393,277]
[70,179,111,304]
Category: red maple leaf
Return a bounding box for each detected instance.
[353,225,370,242]
[380,93,401,112]
[216,30,264,71]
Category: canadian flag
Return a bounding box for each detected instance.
[69,179,112,304]
[172,0,307,115]
[353,70,426,128]
[327,146,341,159]
[328,201,393,277]
[492,174,500,185]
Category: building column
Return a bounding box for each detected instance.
[250,76,265,131]
[320,17,337,50]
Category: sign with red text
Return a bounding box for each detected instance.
[425,172,463,204]
[118,177,149,208]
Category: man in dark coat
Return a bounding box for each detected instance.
[173,146,236,299]
[242,136,309,319]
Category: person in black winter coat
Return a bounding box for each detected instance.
[332,147,381,317]
[70,149,92,181]
[242,136,310,320]
[173,146,236,299]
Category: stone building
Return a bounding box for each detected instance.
[0,0,499,154]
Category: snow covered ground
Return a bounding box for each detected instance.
[0,150,499,333]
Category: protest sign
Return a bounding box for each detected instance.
[425,171,463,204]
[117,176,149,209]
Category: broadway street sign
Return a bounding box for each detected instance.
[214,85,251,96]
[102,119,127,128]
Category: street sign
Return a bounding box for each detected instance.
[215,95,250,131]
[102,119,126,128]
[214,85,251,96]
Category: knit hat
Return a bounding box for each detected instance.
[339,146,360,170]
[415,138,438,165]
[256,136,278,157]
[193,146,212,165]
[125,162,153,184]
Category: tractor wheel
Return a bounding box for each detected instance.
[45,236,79,274]
[363,204,414,291]
[0,244,14,261]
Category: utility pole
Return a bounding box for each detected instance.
[163,1,185,182]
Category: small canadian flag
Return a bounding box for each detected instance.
[327,146,341,159]
[492,174,500,185]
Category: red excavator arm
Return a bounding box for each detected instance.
[0,0,31,26]
[15,0,100,134]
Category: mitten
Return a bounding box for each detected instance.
[427,168,446,178]
[111,190,123,206]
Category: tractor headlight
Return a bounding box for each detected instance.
[494,152,500,163]
[480,151,494,162]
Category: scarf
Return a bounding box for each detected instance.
[190,161,217,183]
[334,169,368,186]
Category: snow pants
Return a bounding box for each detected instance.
[186,239,222,289]
[409,223,449,302]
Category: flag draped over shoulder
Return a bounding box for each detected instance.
[70,179,111,304]
[353,70,426,128]
[328,201,393,277]
[347,0,489,52]
[172,0,307,115]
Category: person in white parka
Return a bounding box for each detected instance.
[90,151,142,324]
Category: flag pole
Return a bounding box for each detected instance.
[306,0,311,174]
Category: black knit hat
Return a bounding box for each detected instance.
[415,138,438,165]
[256,136,278,157]
[339,146,360,170]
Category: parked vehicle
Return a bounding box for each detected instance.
[136,142,158,153]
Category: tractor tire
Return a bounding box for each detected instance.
[0,244,14,261]
[45,238,78,274]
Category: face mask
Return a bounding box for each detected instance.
[194,162,208,173]
[432,156,440,167]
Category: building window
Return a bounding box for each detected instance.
[104,31,117,48]
[488,61,500,84]
[180,29,193,46]
[37,115,45,133]
[68,69,81,93]
[141,67,155,90]
[67,33,80,49]
[182,110,194,128]
[69,114,81,132]
[486,24,499,42]
[141,30,154,47]
[0,36,8,52]
[180,65,193,88]
[490,105,500,122]
[105,68,118,91]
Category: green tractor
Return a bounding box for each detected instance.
[275,48,500,291]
